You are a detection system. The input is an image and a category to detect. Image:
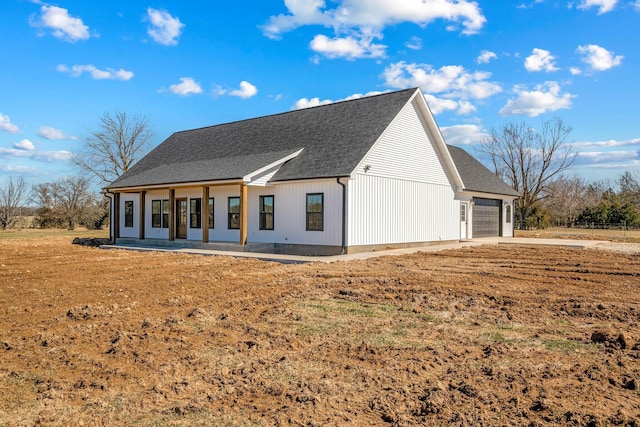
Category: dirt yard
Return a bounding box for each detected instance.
[1,234,639,426]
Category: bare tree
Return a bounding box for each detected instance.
[544,175,588,226]
[52,177,94,230]
[0,177,28,229]
[73,111,154,186]
[32,177,95,229]
[482,117,578,228]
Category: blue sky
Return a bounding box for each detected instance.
[1,0,638,187]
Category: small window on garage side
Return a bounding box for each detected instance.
[190,198,202,229]
[259,195,274,230]
[228,197,240,229]
[506,204,512,223]
[460,204,467,222]
[124,201,134,228]
[306,193,324,231]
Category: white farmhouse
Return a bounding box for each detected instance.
[105,88,519,255]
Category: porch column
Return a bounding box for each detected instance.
[239,183,247,245]
[139,191,146,240]
[113,193,120,240]
[169,189,175,241]
[202,186,209,243]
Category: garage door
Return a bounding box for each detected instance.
[472,198,501,237]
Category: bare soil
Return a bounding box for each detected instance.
[1,235,639,426]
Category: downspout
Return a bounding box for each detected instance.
[104,189,115,244]
[336,177,347,255]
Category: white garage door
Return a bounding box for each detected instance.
[472,198,501,237]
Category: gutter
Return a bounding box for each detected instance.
[336,177,347,255]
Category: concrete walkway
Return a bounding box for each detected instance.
[101,237,609,264]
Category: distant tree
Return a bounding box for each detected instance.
[482,117,578,228]
[544,175,588,226]
[617,171,640,209]
[0,177,28,230]
[73,111,154,186]
[31,177,99,230]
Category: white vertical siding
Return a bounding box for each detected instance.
[348,174,459,246]
[246,179,342,246]
[208,185,240,242]
[119,193,140,238]
[358,99,451,185]
[145,189,170,239]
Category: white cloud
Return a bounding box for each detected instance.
[524,48,558,72]
[382,61,502,105]
[146,8,184,46]
[57,64,134,80]
[499,81,575,117]
[405,36,422,50]
[310,31,386,59]
[38,126,75,140]
[292,90,386,110]
[576,0,618,14]
[13,139,35,151]
[263,0,486,39]
[440,124,490,145]
[229,81,258,99]
[477,50,497,64]
[570,67,582,75]
[577,44,623,71]
[31,5,91,42]
[168,77,203,96]
[0,147,73,162]
[570,138,640,149]
[0,114,20,133]
[294,97,334,109]
[635,0,640,11]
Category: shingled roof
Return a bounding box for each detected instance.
[447,145,520,197]
[107,88,417,189]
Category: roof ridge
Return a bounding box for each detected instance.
[172,87,418,135]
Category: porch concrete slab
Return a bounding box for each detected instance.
[101,237,610,264]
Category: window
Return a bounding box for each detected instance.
[124,201,134,228]
[190,198,202,229]
[152,199,170,228]
[306,193,323,231]
[162,200,169,228]
[228,197,240,229]
[259,195,274,230]
[460,204,467,222]
[208,198,214,229]
[152,200,161,228]
[506,204,512,224]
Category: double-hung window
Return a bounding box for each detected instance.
[228,197,240,229]
[151,199,170,228]
[306,193,323,231]
[124,201,134,228]
[259,195,274,230]
[190,198,202,229]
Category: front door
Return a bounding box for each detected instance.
[176,198,187,239]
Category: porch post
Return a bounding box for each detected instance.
[169,189,175,241]
[202,186,209,243]
[239,183,247,245]
[139,191,146,240]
